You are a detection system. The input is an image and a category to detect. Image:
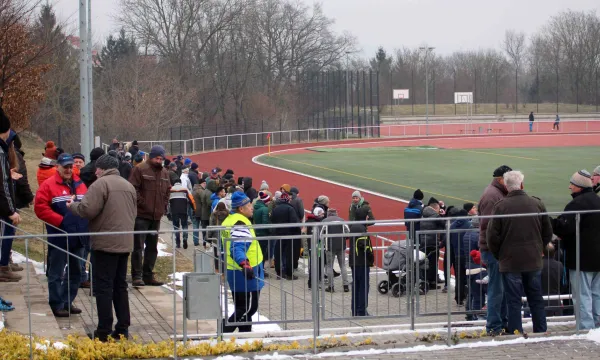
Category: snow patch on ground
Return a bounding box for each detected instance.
[157,240,172,257]
[34,340,68,351]
[255,353,294,359]
[163,274,282,333]
[11,251,45,274]
[585,328,600,343]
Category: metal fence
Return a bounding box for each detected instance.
[2,209,597,358]
[104,118,600,156]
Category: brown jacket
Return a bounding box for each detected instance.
[129,162,171,220]
[478,179,508,251]
[69,169,137,253]
[486,190,553,273]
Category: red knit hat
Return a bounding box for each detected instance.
[44,141,58,160]
[259,191,271,204]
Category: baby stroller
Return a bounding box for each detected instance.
[377,240,429,297]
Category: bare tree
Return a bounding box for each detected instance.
[503,30,527,110]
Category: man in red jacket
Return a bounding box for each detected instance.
[35,153,89,318]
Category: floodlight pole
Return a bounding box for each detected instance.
[420,46,435,136]
[79,0,90,158]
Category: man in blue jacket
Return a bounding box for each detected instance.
[404,189,424,238]
[221,192,264,332]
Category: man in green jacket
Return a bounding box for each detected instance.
[349,191,375,224]
[253,191,272,266]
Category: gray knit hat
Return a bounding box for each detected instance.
[594,166,600,176]
[352,190,361,198]
[317,195,330,206]
[259,180,269,191]
[570,169,593,189]
[95,154,120,170]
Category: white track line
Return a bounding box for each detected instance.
[253,132,588,206]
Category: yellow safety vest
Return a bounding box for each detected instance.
[222,213,263,270]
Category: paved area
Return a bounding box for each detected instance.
[1,252,215,342]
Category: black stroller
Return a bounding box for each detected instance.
[377,240,430,297]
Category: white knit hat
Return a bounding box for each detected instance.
[570,170,593,188]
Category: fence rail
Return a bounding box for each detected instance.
[4,209,597,359]
[104,118,600,156]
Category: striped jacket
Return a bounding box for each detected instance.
[34,172,89,249]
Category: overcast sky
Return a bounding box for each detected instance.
[50,0,599,57]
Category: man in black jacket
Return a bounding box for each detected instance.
[189,163,200,187]
[0,109,22,284]
[270,192,300,280]
[243,177,258,202]
[348,223,373,316]
[419,197,445,287]
[552,169,600,329]
[80,147,105,188]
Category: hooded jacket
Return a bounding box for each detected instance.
[419,206,446,250]
[210,192,222,213]
[404,198,424,235]
[37,157,56,187]
[349,198,375,223]
[478,178,508,251]
[290,192,305,222]
[253,199,272,238]
[243,177,258,202]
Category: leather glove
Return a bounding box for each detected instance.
[239,260,255,280]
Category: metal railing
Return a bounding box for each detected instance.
[3,208,598,358]
[103,118,600,156]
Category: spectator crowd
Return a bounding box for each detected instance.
[0,106,600,338]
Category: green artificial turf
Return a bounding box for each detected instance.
[259,146,600,211]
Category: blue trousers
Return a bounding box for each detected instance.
[529,121,533,132]
[502,270,547,334]
[351,266,370,316]
[570,270,600,329]
[47,245,83,311]
[481,251,508,333]
[171,213,188,246]
[80,240,90,283]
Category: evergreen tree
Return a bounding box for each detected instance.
[370,47,392,73]
[99,28,138,68]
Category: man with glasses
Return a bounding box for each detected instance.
[35,153,89,318]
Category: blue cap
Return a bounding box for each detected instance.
[184,158,192,165]
[57,153,74,167]
[231,192,250,209]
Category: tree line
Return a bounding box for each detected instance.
[0,0,599,152]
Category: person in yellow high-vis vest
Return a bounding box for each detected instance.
[221,191,264,332]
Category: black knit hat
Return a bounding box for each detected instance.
[96,154,120,170]
[463,203,475,213]
[427,197,439,206]
[493,165,513,177]
[0,106,10,133]
[413,189,424,201]
[90,147,105,161]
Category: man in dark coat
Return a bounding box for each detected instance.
[487,170,553,335]
[270,192,301,280]
[243,177,258,202]
[419,197,445,287]
[348,223,373,316]
[11,134,34,208]
[189,163,200,187]
[128,140,140,159]
[80,147,106,188]
[552,169,600,329]
[478,164,511,335]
